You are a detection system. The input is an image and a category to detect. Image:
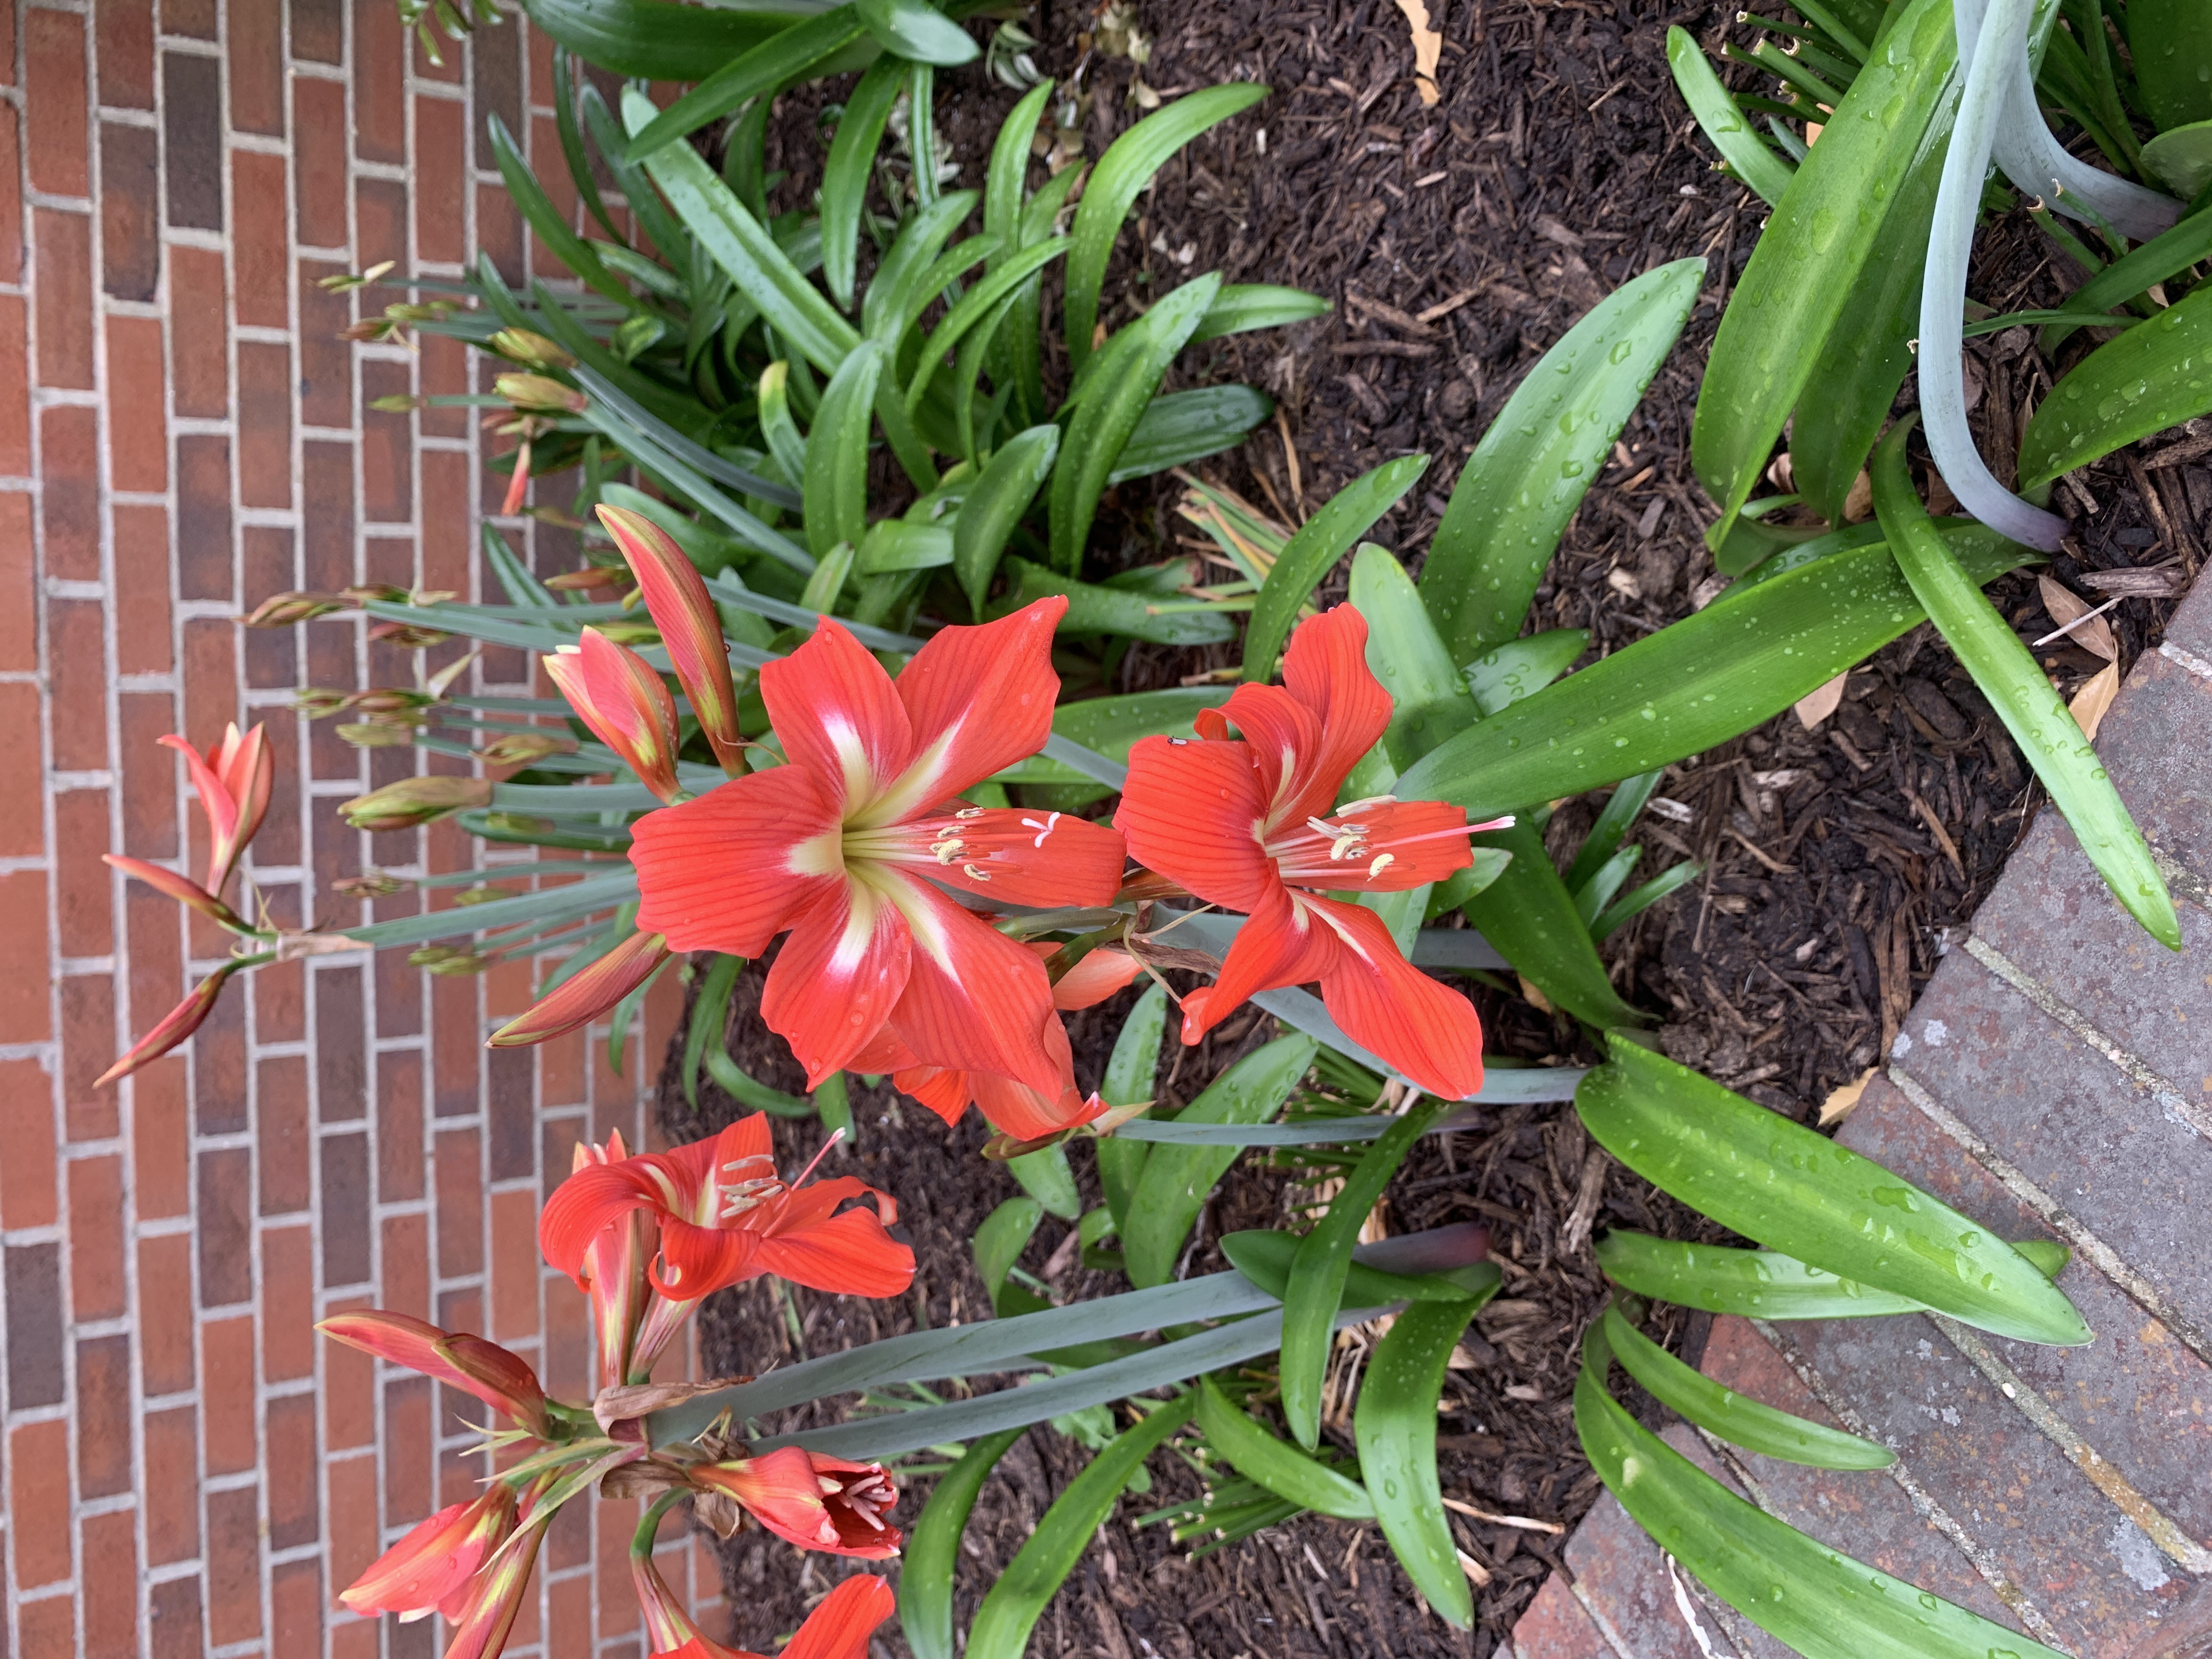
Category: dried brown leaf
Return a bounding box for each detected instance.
[2036,574,2118,661]
[2069,659,2121,740]
[1393,0,1443,104]
[1794,673,1848,730]
[1819,1066,1878,1127]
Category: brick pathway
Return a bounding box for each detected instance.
[0,5,712,1655]
[1510,575,2212,1658]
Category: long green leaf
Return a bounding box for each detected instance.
[1395,523,2027,818]
[1462,821,1644,1028]
[819,55,905,309]
[1064,85,1269,369]
[1242,455,1427,679]
[1691,0,1958,542]
[1192,284,1332,343]
[1593,1230,2072,1320]
[1421,258,1703,659]
[1196,1376,1374,1519]
[803,341,885,559]
[487,113,630,307]
[904,238,1070,411]
[1007,1144,1082,1222]
[2018,280,2212,490]
[1463,628,1587,714]
[899,1427,1024,1659]
[1874,424,2177,946]
[1097,982,1168,1234]
[854,0,977,63]
[995,557,1238,646]
[341,870,638,948]
[1354,1299,1482,1628]
[551,54,622,242]
[1219,1228,1499,1306]
[1107,385,1273,484]
[952,425,1058,617]
[1575,1344,2069,1659]
[1281,1099,1448,1448]
[1602,1306,1892,1469]
[1121,1035,1317,1287]
[974,1197,1044,1314]
[2131,0,2212,132]
[2040,205,2212,353]
[1050,274,1222,573]
[1667,29,1796,206]
[622,6,867,160]
[985,82,1055,262]
[526,0,823,81]
[963,1400,1194,1659]
[1575,1037,2092,1346]
[1348,543,1475,774]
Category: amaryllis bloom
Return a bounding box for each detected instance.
[487,929,672,1049]
[96,963,241,1088]
[693,1447,902,1559]
[637,1558,891,1659]
[544,629,684,803]
[1116,605,1499,1101]
[159,723,271,896]
[561,1130,656,1390]
[317,1310,552,1438]
[338,1486,517,1621]
[628,600,1127,1092]
[539,1115,913,1316]
[597,505,747,777]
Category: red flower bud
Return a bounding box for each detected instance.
[98,964,241,1087]
[157,723,272,897]
[103,855,252,933]
[338,1486,517,1621]
[596,506,746,777]
[315,1310,552,1438]
[542,629,685,802]
[487,931,670,1049]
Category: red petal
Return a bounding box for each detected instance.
[1052,947,1145,1011]
[848,1029,921,1073]
[758,1207,915,1298]
[629,765,843,956]
[1180,885,1341,1044]
[1279,604,1392,823]
[697,1448,836,1548]
[761,619,912,818]
[1308,895,1486,1100]
[761,879,913,1087]
[651,1215,765,1299]
[538,1160,672,1288]
[1114,736,1275,912]
[872,597,1068,816]
[891,1065,970,1126]
[883,878,1062,1097]
[783,1576,895,1659]
[924,807,1128,907]
[1211,682,1323,829]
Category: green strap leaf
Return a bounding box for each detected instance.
[1282,1097,1449,1448]
[1220,1228,1499,1308]
[974,1197,1045,1314]
[1594,1229,2070,1320]
[1690,0,1958,543]
[1107,385,1274,484]
[1667,29,1797,206]
[951,424,1058,618]
[1348,541,1475,775]
[622,7,868,161]
[487,112,631,308]
[985,82,1056,261]
[995,556,1238,646]
[1007,1143,1082,1221]
[904,238,1070,413]
[1395,523,2027,819]
[855,0,978,63]
[1196,1376,1375,1519]
[2130,0,2212,132]
[1602,1306,1893,1469]
[1192,284,1333,343]
[551,53,623,243]
[1097,981,1168,1233]
[898,1427,1025,1659]
[2040,205,2212,354]
[1064,84,1269,370]
[1590,860,1702,943]
[963,1400,1195,1659]
[1242,455,1428,680]
[1463,628,1587,715]
[861,191,979,342]
[1421,258,1703,660]
[1354,1299,1483,1628]
[526,0,817,82]
[1873,422,2177,946]
[2018,279,2212,490]
[803,341,885,560]
[1049,273,1223,574]
[1576,1036,2092,1345]
[1121,1034,1317,1287]
[819,55,905,309]
[1575,1334,2069,1659]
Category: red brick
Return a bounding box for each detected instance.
[80,1508,139,1656]
[0,1058,58,1228]
[113,503,173,673]
[162,52,223,230]
[353,0,407,163]
[38,403,98,583]
[143,1406,200,1564]
[67,1154,127,1318]
[0,871,53,1042]
[137,1231,195,1393]
[54,788,114,961]
[552,1568,596,1659]
[418,328,470,442]
[434,1128,483,1279]
[323,1301,377,1451]
[379,1046,424,1203]
[8,1420,74,1586]
[325,1451,381,1598]
[232,149,288,328]
[383,1371,435,1525]
[241,528,301,691]
[415,94,468,264]
[477,179,524,288]
[75,1333,134,1499]
[61,971,120,1142]
[228,0,283,135]
[99,119,159,301]
[206,1484,266,1646]
[238,339,293,509]
[103,314,166,492]
[202,1312,258,1475]
[46,595,106,774]
[0,295,27,477]
[271,1558,323,1652]
[298,275,354,430]
[170,245,228,417]
[175,433,233,601]
[251,1055,307,1218]
[260,1221,316,1383]
[132,1059,190,1217]
[490,1185,541,1342]
[292,75,349,250]
[356,174,409,275]
[95,0,156,109]
[164,0,217,38]
[26,8,91,198]
[118,691,179,857]
[33,208,95,388]
[197,1146,252,1305]
[17,1598,76,1659]
[529,114,585,281]
[0,103,20,286]
[148,1575,204,1659]
[266,1391,321,1550]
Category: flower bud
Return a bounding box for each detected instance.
[487,930,670,1048]
[541,630,683,803]
[488,328,577,370]
[476,730,579,768]
[159,724,273,898]
[292,687,353,718]
[544,565,633,592]
[495,372,588,415]
[97,964,241,1087]
[366,619,452,649]
[692,1448,902,1559]
[103,855,252,934]
[339,775,494,831]
[336,718,421,749]
[338,1487,517,1621]
[240,590,349,628]
[332,870,409,899]
[596,505,746,777]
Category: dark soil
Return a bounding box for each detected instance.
[660,1,2209,1653]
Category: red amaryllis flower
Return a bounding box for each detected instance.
[638,1564,892,1659]
[566,1130,654,1391]
[159,723,272,896]
[693,1448,902,1559]
[338,1486,517,1621]
[317,1310,553,1438]
[440,1481,550,1659]
[627,601,1127,1093]
[539,1116,912,1312]
[544,628,685,803]
[1116,605,1502,1101]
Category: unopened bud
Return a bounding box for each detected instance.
[369,393,422,414]
[488,328,576,370]
[332,870,409,899]
[495,373,588,415]
[541,630,682,803]
[103,855,253,933]
[476,730,579,768]
[544,565,633,592]
[293,687,354,718]
[366,620,452,650]
[339,776,494,831]
[596,505,747,777]
[241,590,349,628]
[410,946,492,975]
[488,930,670,1047]
[336,719,420,749]
[337,584,411,607]
[348,689,435,714]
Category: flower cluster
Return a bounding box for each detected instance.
[325,1117,912,1657]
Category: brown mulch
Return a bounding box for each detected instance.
[649,2,2208,1654]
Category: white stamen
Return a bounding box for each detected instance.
[1367,853,1396,878]
[1304,815,1341,838]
